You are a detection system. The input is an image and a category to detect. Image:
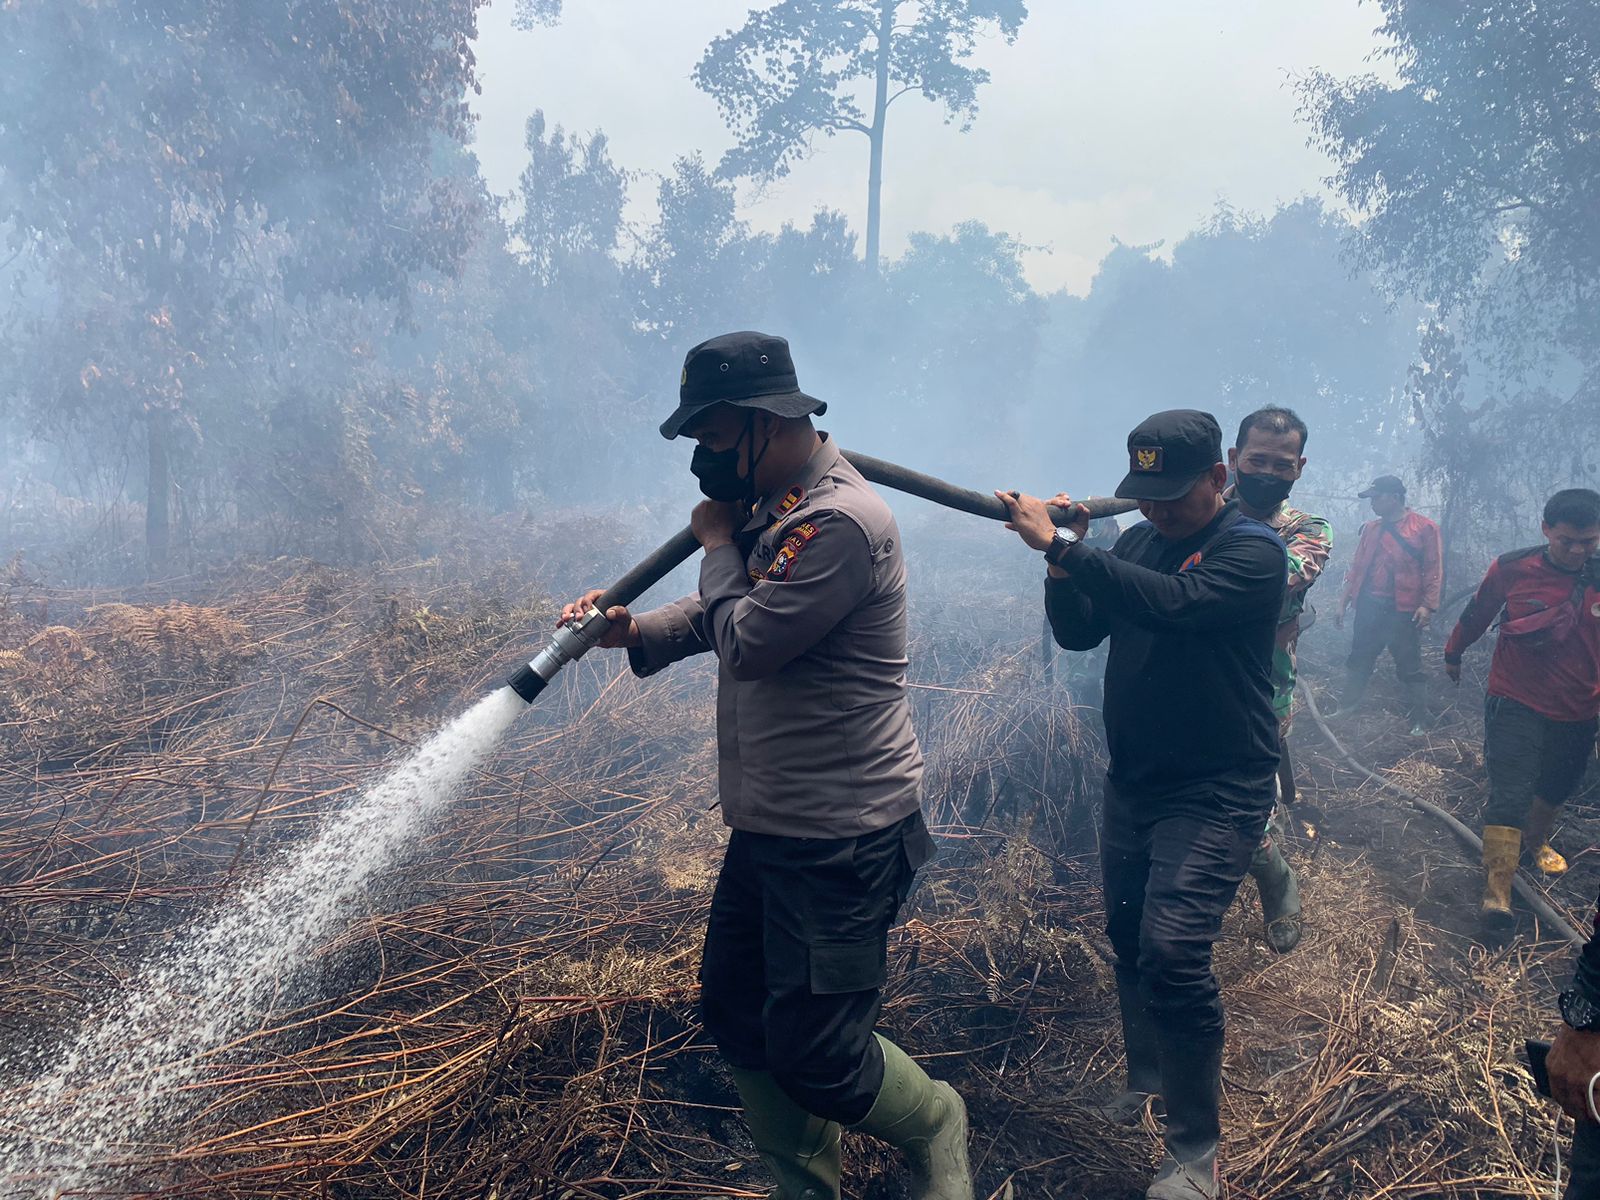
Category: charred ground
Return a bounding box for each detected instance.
[0,526,1591,1198]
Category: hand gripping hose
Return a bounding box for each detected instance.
[505,451,1138,703]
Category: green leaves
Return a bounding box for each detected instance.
[1299,0,1600,363]
[692,0,1028,264]
[697,0,1027,179]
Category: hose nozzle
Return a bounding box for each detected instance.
[507,606,614,703]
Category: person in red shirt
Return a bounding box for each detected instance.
[1444,488,1600,937]
[1335,476,1443,733]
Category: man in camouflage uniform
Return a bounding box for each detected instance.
[1226,406,1332,953]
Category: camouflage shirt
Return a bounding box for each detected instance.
[1222,492,1333,722]
[1266,502,1333,627]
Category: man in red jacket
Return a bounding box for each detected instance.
[1335,476,1443,733]
[1444,488,1600,937]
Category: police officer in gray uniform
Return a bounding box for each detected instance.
[560,331,971,1200]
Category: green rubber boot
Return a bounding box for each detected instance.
[729,1068,842,1200]
[852,1035,973,1200]
[1249,836,1302,954]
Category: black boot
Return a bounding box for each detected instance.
[1147,1029,1222,1199]
[1334,670,1366,719]
[1092,964,1163,1124]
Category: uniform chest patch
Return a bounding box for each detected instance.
[765,521,820,580]
[1180,551,1203,572]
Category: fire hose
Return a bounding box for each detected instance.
[1301,682,1586,947]
[506,449,1138,703]
[500,451,1591,950]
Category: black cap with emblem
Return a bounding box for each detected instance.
[1114,409,1224,502]
[659,331,828,439]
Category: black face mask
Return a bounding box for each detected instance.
[1235,470,1294,510]
[690,443,747,502]
[690,415,771,504]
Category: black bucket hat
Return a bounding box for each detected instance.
[1114,409,1224,502]
[659,331,827,440]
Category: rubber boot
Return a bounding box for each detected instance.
[1523,798,1569,876]
[1249,836,1302,954]
[852,1035,973,1200]
[1334,667,1367,719]
[1147,1028,1222,1199]
[729,1067,842,1200]
[1479,825,1521,937]
[1092,965,1164,1123]
[1404,682,1428,735]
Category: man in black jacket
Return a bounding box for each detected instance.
[997,410,1286,1200]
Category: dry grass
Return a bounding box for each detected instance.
[0,560,1579,1198]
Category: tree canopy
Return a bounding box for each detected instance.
[694,0,1027,268]
[0,0,490,572]
[1300,0,1600,376]
[1301,0,1600,554]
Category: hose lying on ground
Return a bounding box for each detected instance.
[507,450,1138,702]
[1301,682,1586,948]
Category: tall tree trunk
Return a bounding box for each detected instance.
[488,441,516,513]
[146,409,171,577]
[865,0,893,275]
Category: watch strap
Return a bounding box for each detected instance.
[1561,988,1600,1031]
[1044,529,1080,568]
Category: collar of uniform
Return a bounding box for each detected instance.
[742,433,840,533]
[1160,498,1237,550]
[1221,483,1288,529]
[1542,546,1587,577]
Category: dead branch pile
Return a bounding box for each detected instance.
[0,561,1578,1198]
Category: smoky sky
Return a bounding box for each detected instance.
[468,0,1392,294]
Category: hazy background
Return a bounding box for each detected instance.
[469,0,1387,293]
[1,0,1594,601]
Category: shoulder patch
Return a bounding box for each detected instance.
[1499,545,1546,566]
[765,521,820,581]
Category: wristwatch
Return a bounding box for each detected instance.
[1044,527,1082,567]
[1560,988,1600,1031]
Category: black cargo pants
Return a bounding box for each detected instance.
[1344,592,1425,718]
[1484,694,1599,828]
[1101,787,1267,1035]
[699,810,934,1124]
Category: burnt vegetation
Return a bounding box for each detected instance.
[3,0,1600,1197]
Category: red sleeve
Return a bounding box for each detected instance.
[1445,559,1504,662]
[1341,523,1373,607]
[1420,519,1444,610]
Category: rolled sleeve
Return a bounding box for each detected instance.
[1284,516,1332,598]
[627,595,711,678]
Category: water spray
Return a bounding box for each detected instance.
[0,449,1133,1191]
[507,449,1138,703]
